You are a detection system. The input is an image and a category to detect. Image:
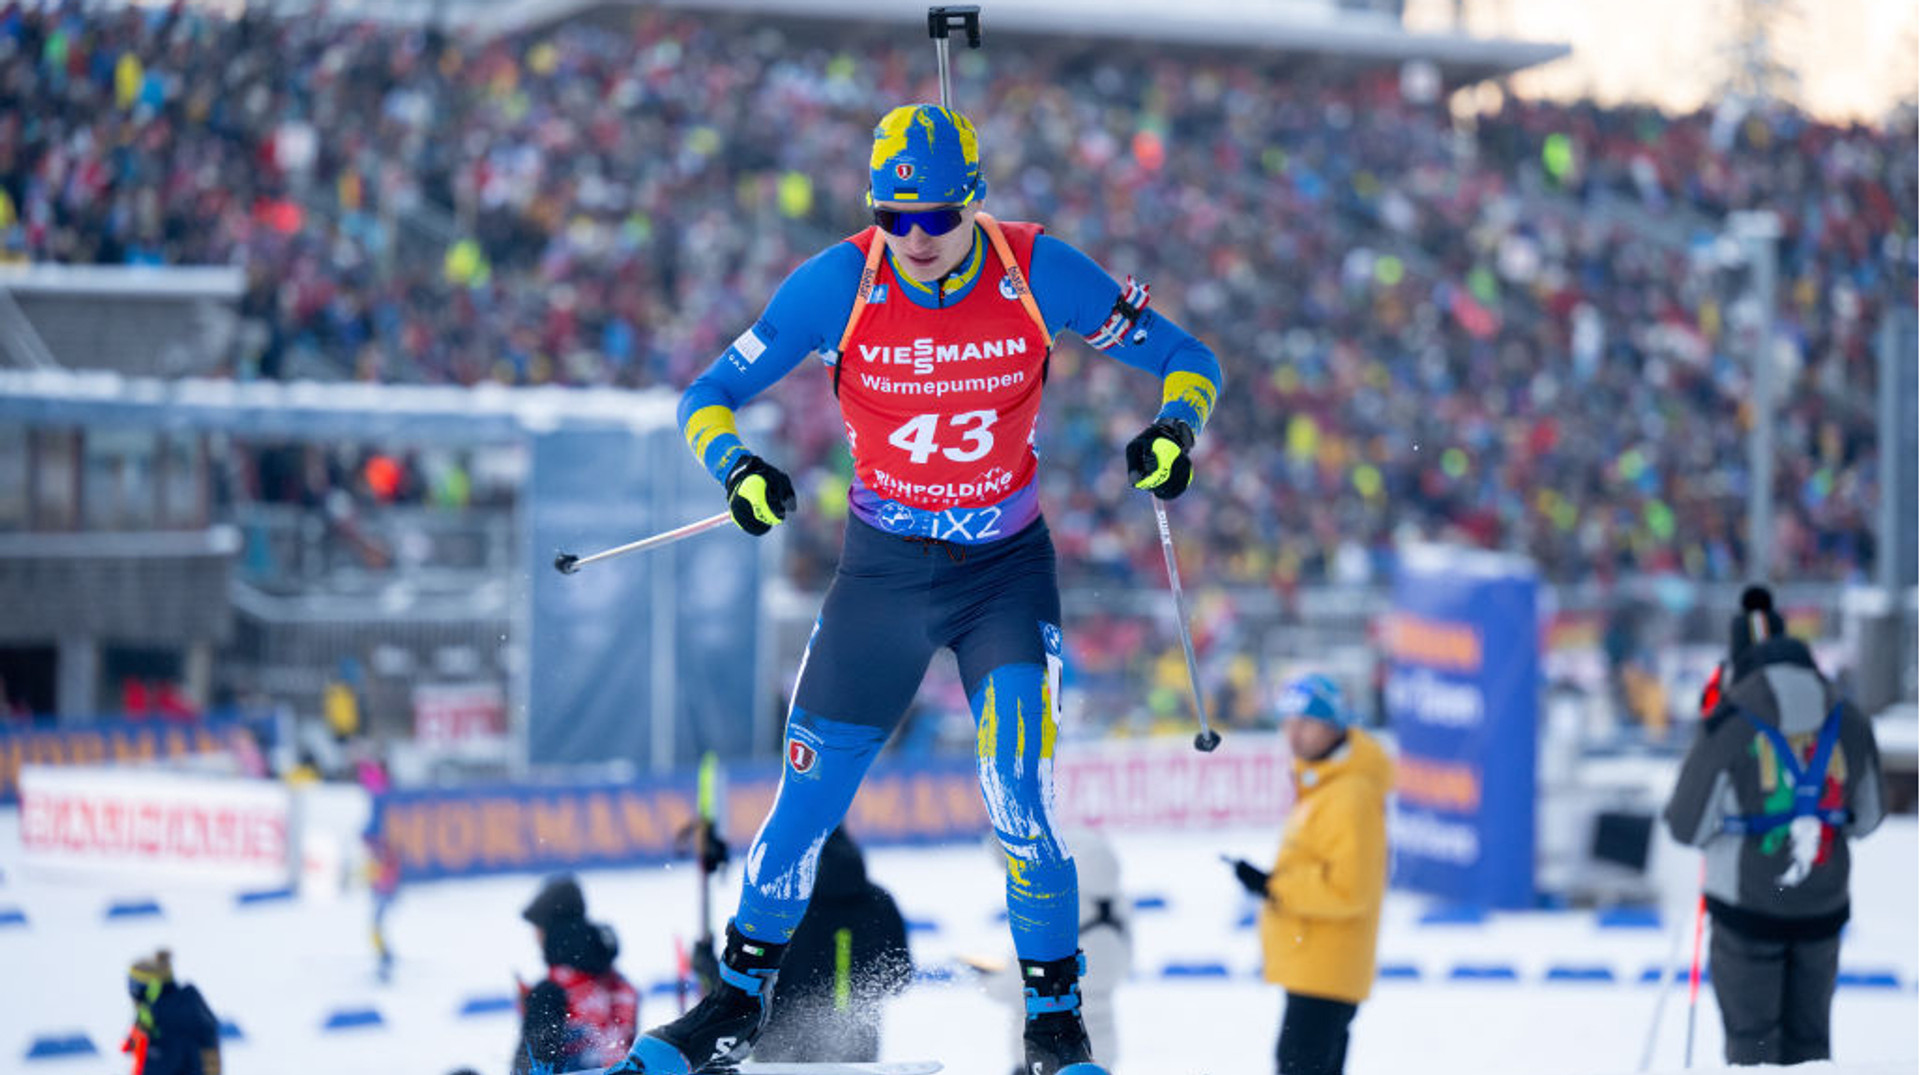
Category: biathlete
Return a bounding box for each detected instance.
[613,103,1223,1075]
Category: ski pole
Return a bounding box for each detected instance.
[685,751,726,997]
[1635,891,1693,1072]
[1152,497,1222,753]
[1683,857,1709,1067]
[552,511,732,574]
[926,5,982,111]
[672,935,692,1015]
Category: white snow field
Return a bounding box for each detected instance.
[1,814,1913,1075]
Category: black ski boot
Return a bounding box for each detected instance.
[609,921,785,1073]
[1019,951,1109,1075]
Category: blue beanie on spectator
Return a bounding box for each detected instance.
[1277,673,1352,729]
[870,104,986,205]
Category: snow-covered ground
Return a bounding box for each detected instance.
[2,814,1914,1075]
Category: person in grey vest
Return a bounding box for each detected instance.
[1662,586,1884,1065]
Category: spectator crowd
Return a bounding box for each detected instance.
[2,1,1913,594]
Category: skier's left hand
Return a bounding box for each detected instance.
[1230,858,1271,897]
[1125,419,1195,499]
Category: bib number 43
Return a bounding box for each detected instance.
[887,409,997,464]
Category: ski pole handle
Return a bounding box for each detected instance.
[926,5,982,111]
[1153,497,1221,752]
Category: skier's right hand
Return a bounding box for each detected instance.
[724,454,796,536]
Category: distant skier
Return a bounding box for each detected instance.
[1663,586,1884,1065]
[365,827,401,983]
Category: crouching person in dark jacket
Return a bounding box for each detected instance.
[124,949,221,1075]
[1663,586,1885,1066]
[753,826,913,1063]
[514,875,640,1074]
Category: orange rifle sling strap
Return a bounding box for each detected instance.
[835,232,890,358]
[975,212,1052,346]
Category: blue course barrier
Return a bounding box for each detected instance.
[1596,907,1662,929]
[1641,965,1711,985]
[1159,962,1232,979]
[904,917,940,935]
[1377,963,1422,981]
[26,1034,97,1059]
[1131,894,1170,911]
[235,887,297,907]
[219,1020,244,1041]
[1836,970,1902,989]
[1546,966,1616,982]
[1447,964,1518,981]
[1418,904,1489,926]
[106,898,164,920]
[322,1008,385,1031]
[0,908,25,928]
[459,996,518,1017]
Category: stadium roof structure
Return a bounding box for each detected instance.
[0,369,684,444]
[328,0,1569,85]
[646,0,1567,81]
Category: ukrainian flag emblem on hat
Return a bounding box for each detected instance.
[870,104,986,205]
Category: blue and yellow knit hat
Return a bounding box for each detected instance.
[128,949,173,1004]
[869,104,986,204]
[1276,673,1353,729]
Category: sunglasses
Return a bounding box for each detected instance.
[872,206,967,237]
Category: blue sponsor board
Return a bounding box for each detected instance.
[525,427,764,773]
[0,718,255,804]
[1385,546,1539,909]
[370,759,989,883]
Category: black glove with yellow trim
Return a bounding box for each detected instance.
[724,454,796,536]
[1125,419,1196,499]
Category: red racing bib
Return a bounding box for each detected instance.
[836,222,1051,513]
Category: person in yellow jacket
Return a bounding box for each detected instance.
[1227,673,1392,1075]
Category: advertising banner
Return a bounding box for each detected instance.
[371,735,1293,882]
[372,760,985,883]
[1052,732,1291,830]
[0,719,248,804]
[413,683,507,748]
[19,765,294,886]
[1386,545,1540,908]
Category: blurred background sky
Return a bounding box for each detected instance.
[1406,0,1918,122]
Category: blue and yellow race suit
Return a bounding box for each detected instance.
[679,218,1221,960]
